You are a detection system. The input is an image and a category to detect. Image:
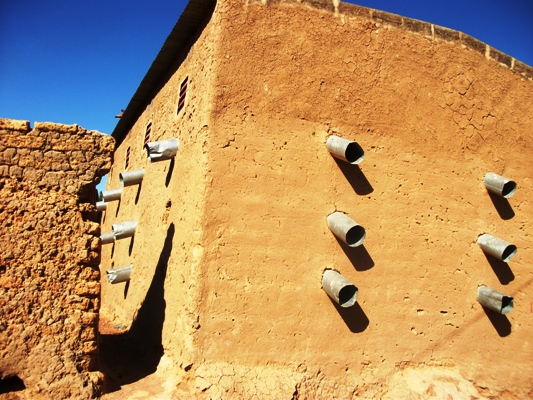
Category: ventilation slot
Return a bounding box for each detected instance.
[177,76,188,115]
[125,146,131,170]
[144,122,152,148]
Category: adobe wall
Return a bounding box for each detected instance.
[192,0,533,398]
[99,0,533,398]
[98,2,221,390]
[0,119,113,399]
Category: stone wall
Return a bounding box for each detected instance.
[0,118,114,399]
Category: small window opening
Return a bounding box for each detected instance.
[177,76,188,115]
[144,122,152,147]
[125,146,131,170]
[0,375,26,394]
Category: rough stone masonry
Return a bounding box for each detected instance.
[0,118,114,399]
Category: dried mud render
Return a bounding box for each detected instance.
[0,119,114,399]
[101,1,533,399]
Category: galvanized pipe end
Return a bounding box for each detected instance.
[102,188,122,202]
[483,172,516,198]
[322,269,358,308]
[477,285,514,314]
[145,138,180,163]
[120,169,145,187]
[112,220,137,240]
[326,135,365,164]
[100,231,115,245]
[96,201,107,212]
[327,211,366,247]
[477,233,517,263]
[107,265,132,284]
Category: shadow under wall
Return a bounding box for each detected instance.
[99,223,175,393]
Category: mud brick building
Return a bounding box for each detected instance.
[0,119,113,399]
[89,0,533,397]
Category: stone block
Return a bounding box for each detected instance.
[372,10,403,27]
[34,122,78,134]
[462,34,486,55]
[9,165,23,178]
[513,59,533,78]
[489,47,512,68]
[338,3,371,19]
[301,0,334,12]
[0,118,30,133]
[403,18,431,35]
[434,25,460,42]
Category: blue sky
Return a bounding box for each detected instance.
[1,0,532,190]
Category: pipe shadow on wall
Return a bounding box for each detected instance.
[487,192,515,220]
[483,253,515,285]
[330,298,369,333]
[335,237,375,271]
[115,199,121,217]
[334,158,373,195]
[165,159,175,187]
[482,306,511,337]
[99,223,174,393]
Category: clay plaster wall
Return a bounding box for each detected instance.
[196,0,533,398]
[99,4,221,387]
[0,119,113,399]
[101,0,533,398]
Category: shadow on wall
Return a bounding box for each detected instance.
[487,191,515,220]
[334,158,373,195]
[482,306,511,337]
[330,298,369,333]
[335,237,375,271]
[483,252,515,285]
[99,223,175,393]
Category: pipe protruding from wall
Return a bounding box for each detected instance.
[145,138,180,162]
[483,172,516,198]
[477,233,517,263]
[106,265,132,284]
[327,211,366,247]
[96,201,107,212]
[322,269,358,308]
[477,285,514,314]
[326,135,365,164]
[120,169,145,187]
[100,232,115,245]
[102,188,123,202]
[112,220,137,240]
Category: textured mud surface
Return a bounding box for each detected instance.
[99,0,533,398]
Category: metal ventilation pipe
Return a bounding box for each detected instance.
[112,220,137,240]
[100,232,115,245]
[120,169,145,187]
[145,138,180,162]
[477,234,517,262]
[96,201,107,211]
[327,211,366,247]
[477,285,514,314]
[107,265,132,284]
[102,188,122,202]
[322,270,358,308]
[326,135,365,164]
[483,172,516,198]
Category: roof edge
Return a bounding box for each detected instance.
[111,0,217,145]
[112,0,532,146]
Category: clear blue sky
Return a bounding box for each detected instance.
[1,0,532,191]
